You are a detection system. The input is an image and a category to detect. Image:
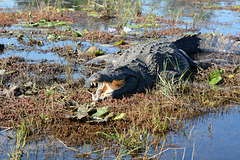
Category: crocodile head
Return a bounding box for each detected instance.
[86,65,139,101]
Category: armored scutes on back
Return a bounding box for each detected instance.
[86,33,240,101]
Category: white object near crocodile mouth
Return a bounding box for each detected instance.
[90,79,125,101]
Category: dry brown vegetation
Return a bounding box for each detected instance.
[0,1,239,158]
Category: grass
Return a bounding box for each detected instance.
[0,0,239,159]
[85,0,142,31]
[203,4,240,12]
[9,112,34,159]
[97,126,148,156]
[1,59,239,159]
[168,8,183,26]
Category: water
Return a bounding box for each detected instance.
[0,0,239,159]
[0,107,239,159]
[163,107,240,160]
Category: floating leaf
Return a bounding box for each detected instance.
[17,34,24,41]
[75,31,83,37]
[75,112,89,120]
[104,112,115,121]
[65,106,95,121]
[37,40,44,46]
[209,69,223,85]
[87,116,104,123]
[113,113,125,121]
[92,107,109,117]
[113,40,125,46]
[87,108,97,115]
[77,105,89,113]
[94,50,105,57]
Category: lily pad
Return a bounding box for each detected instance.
[65,104,125,123]
[209,69,223,85]
[88,112,115,123]
[75,112,89,120]
[92,107,109,117]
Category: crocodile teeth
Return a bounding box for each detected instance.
[98,82,104,89]
[92,81,124,101]
[90,82,99,87]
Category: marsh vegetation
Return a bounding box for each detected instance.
[0,0,239,159]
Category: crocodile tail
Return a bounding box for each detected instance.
[198,34,240,54]
[173,33,201,57]
[174,33,240,55]
[195,59,234,69]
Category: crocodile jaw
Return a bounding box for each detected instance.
[90,80,125,101]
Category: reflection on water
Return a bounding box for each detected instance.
[0,0,239,159]
[1,0,239,35]
[164,107,240,160]
[0,0,88,10]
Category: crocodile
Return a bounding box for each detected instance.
[86,33,240,101]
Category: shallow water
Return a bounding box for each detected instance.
[163,107,240,160]
[0,0,239,159]
[0,107,239,159]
